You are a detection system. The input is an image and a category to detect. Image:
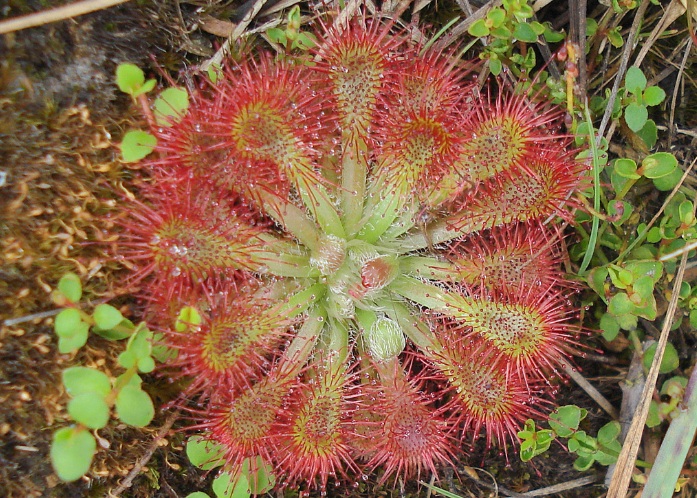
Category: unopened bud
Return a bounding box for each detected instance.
[365,317,406,361]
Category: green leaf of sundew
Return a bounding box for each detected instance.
[624,102,648,132]
[597,421,621,446]
[116,63,145,96]
[115,386,154,427]
[513,22,538,42]
[51,427,96,482]
[55,308,83,338]
[63,367,111,397]
[614,158,640,179]
[643,86,666,106]
[58,324,89,353]
[600,313,621,341]
[468,19,490,37]
[154,87,189,126]
[67,394,110,429]
[186,436,226,470]
[120,130,157,162]
[642,152,678,179]
[643,342,679,374]
[625,66,647,94]
[93,304,124,330]
[549,405,584,437]
[57,273,82,303]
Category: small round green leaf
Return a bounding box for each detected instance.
[213,471,250,498]
[93,304,124,330]
[625,66,647,94]
[118,350,137,369]
[513,22,538,43]
[549,405,584,437]
[51,427,96,482]
[58,325,89,353]
[624,102,648,132]
[642,152,677,179]
[63,367,112,397]
[597,421,621,446]
[613,158,640,179]
[643,86,666,106]
[68,394,110,429]
[137,356,156,373]
[186,494,211,498]
[57,273,82,303]
[468,19,490,37]
[600,313,620,341]
[115,386,154,427]
[643,342,679,374]
[120,130,157,163]
[55,308,84,338]
[608,292,633,316]
[116,63,145,96]
[186,435,226,470]
[652,167,682,191]
[154,87,189,126]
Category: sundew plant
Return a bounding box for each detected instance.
[117,12,587,494]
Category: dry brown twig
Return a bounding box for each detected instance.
[0,0,129,34]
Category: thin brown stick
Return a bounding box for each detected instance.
[0,0,129,34]
[109,411,179,497]
[562,360,619,420]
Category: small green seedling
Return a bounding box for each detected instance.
[50,273,160,482]
[116,63,190,162]
[519,405,622,471]
[467,0,547,75]
[266,5,318,53]
[116,63,156,99]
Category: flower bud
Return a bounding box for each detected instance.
[365,317,406,361]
